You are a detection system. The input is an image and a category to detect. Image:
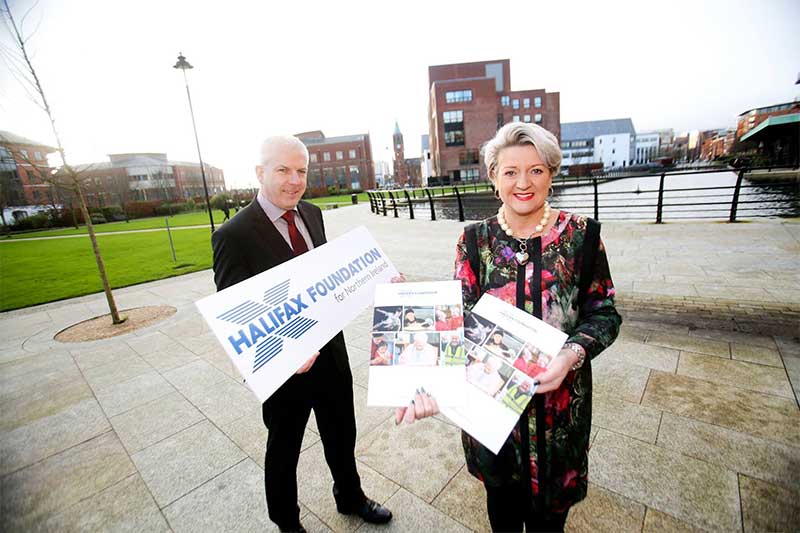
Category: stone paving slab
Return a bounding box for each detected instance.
[1,431,135,530]
[590,429,741,531]
[131,420,246,508]
[0,207,799,530]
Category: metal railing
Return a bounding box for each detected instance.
[366,166,799,223]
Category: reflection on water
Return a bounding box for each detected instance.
[388,171,799,221]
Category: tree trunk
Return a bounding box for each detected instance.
[75,182,124,324]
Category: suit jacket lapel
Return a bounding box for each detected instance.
[242,200,294,265]
[297,201,326,247]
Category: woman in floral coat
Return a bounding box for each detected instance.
[397,122,620,532]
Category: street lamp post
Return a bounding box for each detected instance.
[173,52,215,232]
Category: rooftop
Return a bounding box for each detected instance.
[0,130,57,151]
[300,133,368,146]
[561,118,636,141]
[740,112,800,142]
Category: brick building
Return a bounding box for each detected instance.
[735,101,800,142]
[0,130,58,206]
[427,59,560,182]
[296,131,375,195]
[59,153,226,207]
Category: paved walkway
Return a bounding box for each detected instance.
[1,205,799,531]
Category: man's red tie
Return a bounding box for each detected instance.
[281,210,309,256]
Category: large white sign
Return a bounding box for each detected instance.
[196,226,400,402]
[441,294,568,454]
[367,280,466,407]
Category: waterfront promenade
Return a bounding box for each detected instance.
[1,204,798,531]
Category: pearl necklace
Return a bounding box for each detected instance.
[496,202,552,265]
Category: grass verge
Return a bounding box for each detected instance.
[0,228,213,311]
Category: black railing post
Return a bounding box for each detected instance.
[453,185,465,222]
[381,192,387,216]
[655,172,666,223]
[425,188,436,221]
[387,191,399,218]
[367,192,374,213]
[403,189,415,220]
[729,169,745,223]
[592,178,599,221]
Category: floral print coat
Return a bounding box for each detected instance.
[455,211,621,513]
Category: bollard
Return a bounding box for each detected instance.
[351,193,358,205]
[387,191,399,218]
[592,178,599,221]
[655,173,666,223]
[729,169,745,222]
[403,189,415,220]
[453,186,465,222]
[425,188,436,221]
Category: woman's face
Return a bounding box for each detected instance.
[405,311,415,321]
[492,333,503,344]
[494,144,552,220]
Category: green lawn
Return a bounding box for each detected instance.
[6,196,370,239]
[0,228,214,311]
[4,210,229,239]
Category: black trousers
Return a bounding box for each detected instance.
[485,483,569,533]
[261,349,364,529]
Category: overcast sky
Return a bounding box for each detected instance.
[1,0,798,189]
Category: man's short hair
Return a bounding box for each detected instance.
[260,135,309,166]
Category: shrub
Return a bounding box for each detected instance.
[124,200,161,219]
[11,213,52,231]
[90,213,107,224]
[101,205,126,222]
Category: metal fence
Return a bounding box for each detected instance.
[366,166,799,223]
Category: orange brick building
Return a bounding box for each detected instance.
[427,59,560,182]
[0,130,58,206]
[296,131,375,195]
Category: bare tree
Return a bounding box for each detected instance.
[1,0,125,324]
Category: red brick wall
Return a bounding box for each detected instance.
[304,135,375,191]
[428,60,560,183]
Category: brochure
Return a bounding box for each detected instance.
[440,293,568,453]
[367,280,467,407]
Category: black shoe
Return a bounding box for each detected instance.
[337,497,393,524]
[278,523,306,533]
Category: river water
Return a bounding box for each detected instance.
[406,170,799,222]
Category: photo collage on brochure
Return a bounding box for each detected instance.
[462,311,551,415]
[369,304,466,368]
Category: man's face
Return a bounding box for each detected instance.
[450,336,460,346]
[519,380,531,393]
[413,334,427,349]
[257,145,308,210]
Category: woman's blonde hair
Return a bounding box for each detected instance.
[482,122,562,180]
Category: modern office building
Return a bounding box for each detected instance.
[427,59,560,182]
[296,130,375,194]
[736,101,800,141]
[634,132,661,164]
[0,130,58,206]
[420,134,433,182]
[64,153,226,206]
[560,118,636,173]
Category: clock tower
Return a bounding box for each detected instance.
[392,120,408,186]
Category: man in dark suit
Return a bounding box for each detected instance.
[211,136,392,533]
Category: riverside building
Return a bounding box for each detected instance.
[427,59,560,183]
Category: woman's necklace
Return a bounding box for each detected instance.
[496,202,551,265]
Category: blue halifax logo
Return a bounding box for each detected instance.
[216,248,384,373]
